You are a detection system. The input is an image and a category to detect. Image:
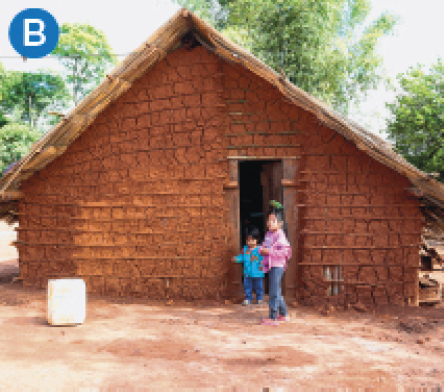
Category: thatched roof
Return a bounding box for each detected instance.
[1,8,443,231]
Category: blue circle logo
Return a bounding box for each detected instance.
[9,8,59,59]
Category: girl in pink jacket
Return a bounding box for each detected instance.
[259,202,292,326]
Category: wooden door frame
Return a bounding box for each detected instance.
[225,157,300,299]
[282,159,299,300]
[224,159,242,299]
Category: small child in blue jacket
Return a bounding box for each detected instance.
[232,226,265,305]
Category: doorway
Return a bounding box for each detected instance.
[239,160,283,294]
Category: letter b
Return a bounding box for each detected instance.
[9,8,59,58]
[24,19,46,46]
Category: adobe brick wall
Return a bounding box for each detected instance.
[17,45,423,305]
[219,57,422,307]
[298,151,422,307]
[297,140,422,307]
[18,46,228,299]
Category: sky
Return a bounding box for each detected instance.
[348,0,444,136]
[1,0,443,138]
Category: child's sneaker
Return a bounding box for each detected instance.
[260,318,279,326]
[277,315,290,322]
[257,300,265,305]
[242,300,251,306]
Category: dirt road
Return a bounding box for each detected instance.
[1,221,443,389]
[0,281,443,390]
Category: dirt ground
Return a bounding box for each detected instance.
[1,221,444,389]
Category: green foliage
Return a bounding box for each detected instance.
[176,0,397,114]
[270,200,283,210]
[0,63,12,127]
[0,123,41,176]
[0,113,8,129]
[386,60,444,182]
[175,0,227,27]
[0,70,70,129]
[52,23,118,106]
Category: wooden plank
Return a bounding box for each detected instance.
[281,179,297,187]
[227,144,300,149]
[283,159,299,299]
[16,227,222,234]
[223,181,238,189]
[302,217,424,221]
[21,201,223,208]
[225,159,242,298]
[338,281,405,286]
[0,191,23,200]
[298,263,420,268]
[226,131,300,136]
[301,231,420,235]
[413,263,420,306]
[15,214,225,222]
[227,156,300,160]
[261,170,269,230]
[305,245,421,249]
[272,161,283,205]
[297,204,420,208]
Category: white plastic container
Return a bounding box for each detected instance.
[47,278,86,326]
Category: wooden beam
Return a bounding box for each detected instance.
[22,146,67,171]
[225,159,243,299]
[227,156,300,160]
[0,191,23,200]
[227,144,300,150]
[281,179,297,187]
[283,158,299,300]
[223,181,238,189]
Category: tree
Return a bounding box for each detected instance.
[0,123,41,176]
[177,0,397,114]
[52,23,118,106]
[0,112,8,129]
[0,63,11,128]
[386,60,444,182]
[176,0,227,27]
[0,71,70,129]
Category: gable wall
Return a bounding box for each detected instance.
[18,46,228,299]
[17,46,422,305]
[220,55,422,306]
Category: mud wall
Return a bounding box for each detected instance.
[298,147,422,307]
[219,57,422,307]
[18,46,228,299]
[18,45,422,305]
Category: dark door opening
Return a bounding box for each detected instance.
[239,160,283,295]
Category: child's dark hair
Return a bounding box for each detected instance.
[245,226,261,242]
[268,204,288,235]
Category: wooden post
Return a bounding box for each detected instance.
[282,158,299,300]
[224,159,242,299]
[413,267,420,306]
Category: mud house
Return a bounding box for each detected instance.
[1,9,444,307]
